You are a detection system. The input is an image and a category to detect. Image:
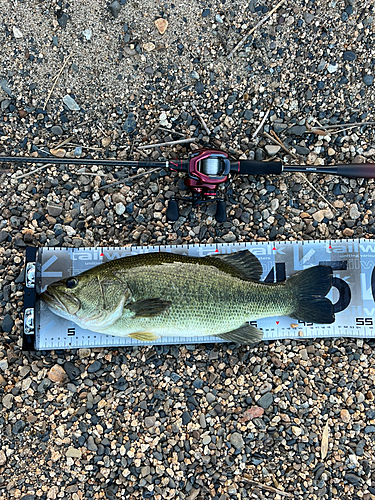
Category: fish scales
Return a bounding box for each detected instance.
[90,263,293,337]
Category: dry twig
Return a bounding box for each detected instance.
[100,167,162,190]
[138,138,195,150]
[43,54,72,110]
[227,0,287,58]
[263,132,336,212]
[243,475,293,497]
[191,103,211,135]
[12,163,53,180]
[252,109,271,140]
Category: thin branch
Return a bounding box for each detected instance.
[43,54,72,110]
[100,167,162,190]
[263,132,336,212]
[138,138,196,150]
[243,475,293,498]
[312,120,375,130]
[227,0,287,58]
[191,103,211,135]
[252,109,271,140]
[55,135,75,149]
[12,163,53,180]
[263,131,298,159]
[158,127,186,137]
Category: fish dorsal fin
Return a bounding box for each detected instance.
[216,323,263,345]
[209,250,263,282]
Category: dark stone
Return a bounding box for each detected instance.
[294,145,310,155]
[12,420,26,434]
[345,473,361,485]
[182,411,191,425]
[87,361,102,373]
[57,12,68,28]
[145,66,154,75]
[0,79,12,97]
[333,183,341,195]
[365,425,375,433]
[356,440,365,456]
[51,125,63,135]
[108,0,121,18]
[202,8,210,17]
[343,51,356,62]
[193,378,204,389]
[240,212,250,224]
[273,122,287,134]
[287,125,306,136]
[243,109,253,120]
[21,496,35,500]
[64,361,80,380]
[195,81,204,94]
[1,99,11,110]
[15,268,25,283]
[114,377,128,390]
[363,75,374,86]
[257,392,274,409]
[0,230,9,243]
[123,112,137,133]
[269,226,278,240]
[1,314,14,332]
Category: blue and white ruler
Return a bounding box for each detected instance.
[23,239,375,350]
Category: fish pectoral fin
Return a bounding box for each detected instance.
[129,332,160,342]
[128,298,172,318]
[216,323,263,345]
[211,250,263,282]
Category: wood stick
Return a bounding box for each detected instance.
[100,167,162,190]
[252,109,271,140]
[43,54,72,110]
[312,120,375,130]
[243,475,293,498]
[263,131,298,159]
[227,0,287,58]
[158,127,186,137]
[138,138,196,150]
[12,163,53,180]
[191,103,211,135]
[263,132,336,212]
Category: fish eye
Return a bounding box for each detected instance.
[66,278,78,289]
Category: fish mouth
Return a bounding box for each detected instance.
[41,290,80,315]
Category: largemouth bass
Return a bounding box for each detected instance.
[41,250,334,345]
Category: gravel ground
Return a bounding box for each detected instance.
[1,0,375,499]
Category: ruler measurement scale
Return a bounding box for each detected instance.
[22,239,375,351]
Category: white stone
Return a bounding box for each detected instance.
[265,145,280,156]
[13,27,23,38]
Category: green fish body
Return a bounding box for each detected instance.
[41,251,334,345]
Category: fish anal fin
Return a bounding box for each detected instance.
[211,250,263,281]
[129,332,160,342]
[216,323,263,345]
[129,298,172,318]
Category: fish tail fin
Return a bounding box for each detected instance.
[286,265,335,324]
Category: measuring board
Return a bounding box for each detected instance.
[23,239,375,351]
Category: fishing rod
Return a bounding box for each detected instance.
[1,149,375,222]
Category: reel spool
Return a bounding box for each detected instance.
[198,157,223,177]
